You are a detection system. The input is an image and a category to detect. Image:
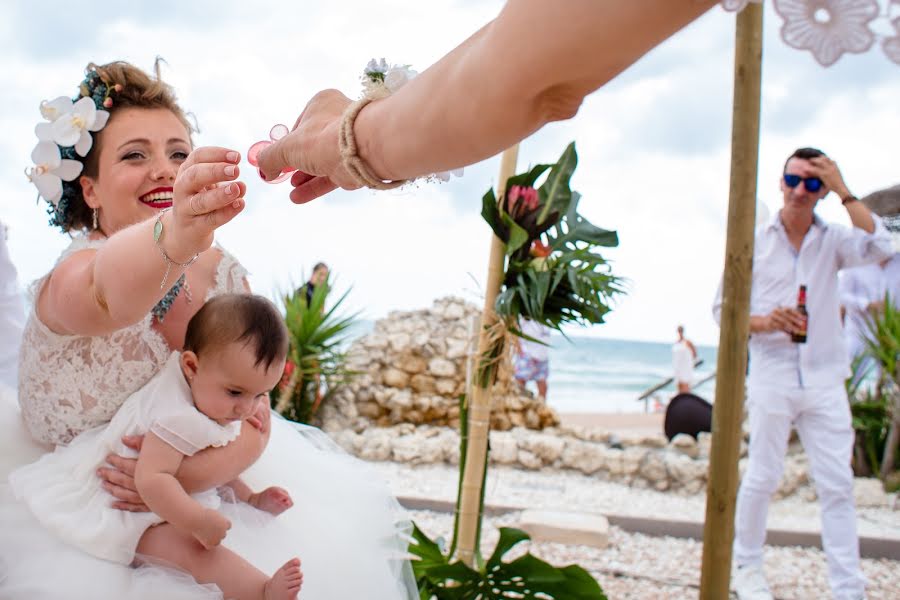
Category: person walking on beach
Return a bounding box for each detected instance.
[514,318,551,402]
[714,147,892,600]
[672,325,697,394]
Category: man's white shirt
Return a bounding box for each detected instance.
[714,210,892,389]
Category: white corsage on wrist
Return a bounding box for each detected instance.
[338,58,463,191]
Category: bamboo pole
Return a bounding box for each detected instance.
[455,144,520,567]
[699,4,763,598]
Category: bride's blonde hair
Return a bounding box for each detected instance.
[54,59,195,233]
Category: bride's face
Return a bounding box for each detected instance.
[80,107,192,235]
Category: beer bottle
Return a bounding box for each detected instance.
[791,285,808,344]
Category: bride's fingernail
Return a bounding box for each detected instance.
[226,151,240,163]
[224,183,235,195]
[224,165,236,177]
[233,199,244,209]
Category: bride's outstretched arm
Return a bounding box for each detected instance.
[38,148,246,337]
[258,0,718,203]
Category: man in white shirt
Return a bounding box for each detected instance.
[713,148,892,600]
[0,221,26,390]
[839,254,900,378]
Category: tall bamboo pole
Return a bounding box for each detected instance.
[699,4,763,598]
[456,144,520,567]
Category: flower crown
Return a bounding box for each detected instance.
[25,68,121,230]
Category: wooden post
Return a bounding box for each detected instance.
[455,144,520,567]
[699,4,762,598]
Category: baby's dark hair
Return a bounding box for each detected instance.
[184,294,288,370]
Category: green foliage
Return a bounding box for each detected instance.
[409,525,607,600]
[409,396,607,599]
[270,280,358,423]
[847,294,900,477]
[481,143,624,331]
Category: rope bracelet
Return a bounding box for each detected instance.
[338,97,409,191]
[153,208,200,291]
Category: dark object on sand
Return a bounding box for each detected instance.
[664,393,712,441]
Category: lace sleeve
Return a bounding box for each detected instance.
[207,244,250,300]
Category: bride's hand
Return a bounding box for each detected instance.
[97,435,149,512]
[164,147,248,261]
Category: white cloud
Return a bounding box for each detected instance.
[2,1,899,348]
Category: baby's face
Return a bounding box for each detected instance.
[182,342,285,424]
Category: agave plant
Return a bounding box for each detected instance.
[270,279,358,424]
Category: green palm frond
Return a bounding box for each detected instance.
[271,278,359,423]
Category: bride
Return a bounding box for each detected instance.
[0,60,417,599]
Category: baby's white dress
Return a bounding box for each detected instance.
[0,236,418,599]
[9,352,241,565]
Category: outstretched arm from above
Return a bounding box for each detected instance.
[258,0,719,202]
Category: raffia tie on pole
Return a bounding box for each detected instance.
[455,144,520,567]
[699,3,762,598]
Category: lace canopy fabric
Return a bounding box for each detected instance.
[722,0,900,66]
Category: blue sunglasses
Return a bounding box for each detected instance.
[784,174,823,192]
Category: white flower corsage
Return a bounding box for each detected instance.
[360,58,463,183]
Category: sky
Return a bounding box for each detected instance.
[1,1,899,347]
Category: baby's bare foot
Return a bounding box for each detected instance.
[264,558,303,600]
[249,486,293,515]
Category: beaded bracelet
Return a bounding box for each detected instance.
[153,209,199,290]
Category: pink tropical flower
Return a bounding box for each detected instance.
[774,0,879,66]
[505,185,540,219]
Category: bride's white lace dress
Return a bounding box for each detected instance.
[0,236,417,599]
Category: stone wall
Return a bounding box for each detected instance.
[318,297,559,432]
[327,423,891,506]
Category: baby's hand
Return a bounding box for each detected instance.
[193,508,231,549]
[249,486,293,516]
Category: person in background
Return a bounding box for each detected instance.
[514,318,551,402]
[672,324,697,394]
[839,253,900,383]
[0,221,26,390]
[713,147,892,600]
[302,262,329,306]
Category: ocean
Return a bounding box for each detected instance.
[545,334,718,414]
[347,321,717,414]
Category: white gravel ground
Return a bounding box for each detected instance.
[379,462,900,599]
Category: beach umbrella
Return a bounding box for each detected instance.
[861,184,900,225]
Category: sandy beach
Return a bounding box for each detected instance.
[559,411,664,436]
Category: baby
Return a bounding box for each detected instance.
[11,294,303,600]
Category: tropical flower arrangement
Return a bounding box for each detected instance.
[407,143,617,599]
[477,142,623,384]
